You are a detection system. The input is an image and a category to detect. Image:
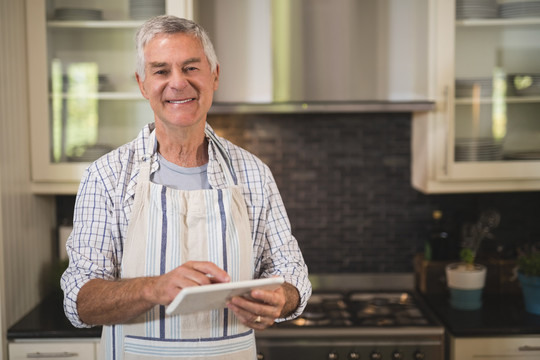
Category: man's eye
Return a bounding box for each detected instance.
[154,69,168,75]
[185,66,198,72]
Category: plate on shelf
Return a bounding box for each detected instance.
[455,137,504,161]
[499,1,540,18]
[60,74,114,92]
[504,151,540,160]
[455,78,493,98]
[54,8,103,21]
[129,0,165,20]
[456,0,498,19]
[67,144,114,162]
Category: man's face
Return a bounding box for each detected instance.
[136,32,219,130]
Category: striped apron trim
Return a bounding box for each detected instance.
[102,129,255,359]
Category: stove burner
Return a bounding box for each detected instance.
[290,293,354,327]
[302,311,326,321]
[279,291,433,328]
[358,303,392,317]
[360,317,396,326]
[370,297,391,307]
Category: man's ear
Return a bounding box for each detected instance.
[213,64,220,91]
[135,72,149,99]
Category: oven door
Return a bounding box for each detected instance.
[256,335,444,360]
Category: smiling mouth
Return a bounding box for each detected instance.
[167,99,195,104]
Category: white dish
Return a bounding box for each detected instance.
[165,277,285,316]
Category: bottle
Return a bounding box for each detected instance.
[428,210,451,261]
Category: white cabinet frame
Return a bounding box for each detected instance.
[411,0,540,193]
[26,0,193,194]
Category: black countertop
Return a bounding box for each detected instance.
[9,290,540,340]
[422,291,540,337]
[7,293,102,340]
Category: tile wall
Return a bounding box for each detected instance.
[57,112,540,274]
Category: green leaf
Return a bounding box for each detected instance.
[460,248,475,265]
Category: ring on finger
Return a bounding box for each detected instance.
[254,315,262,323]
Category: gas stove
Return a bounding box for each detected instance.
[256,275,445,360]
[283,291,435,328]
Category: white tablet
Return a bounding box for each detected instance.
[165,277,285,316]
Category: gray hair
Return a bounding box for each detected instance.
[135,15,219,81]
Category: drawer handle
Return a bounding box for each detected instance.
[519,346,540,351]
[27,352,79,358]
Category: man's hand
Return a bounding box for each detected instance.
[144,261,230,305]
[77,261,230,325]
[226,281,300,330]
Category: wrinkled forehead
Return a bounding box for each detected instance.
[145,33,208,61]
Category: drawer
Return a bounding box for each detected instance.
[451,336,540,360]
[9,340,97,360]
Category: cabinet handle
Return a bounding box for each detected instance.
[26,352,79,358]
[441,85,450,176]
[519,345,540,351]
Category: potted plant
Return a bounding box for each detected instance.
[445,209,500,310]
[517,245,540,315]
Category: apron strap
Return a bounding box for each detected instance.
[143,129,238,186]
[205,128,238,186]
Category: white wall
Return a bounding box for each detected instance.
[0,0,57,358]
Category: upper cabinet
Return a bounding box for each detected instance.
[27,0,433,194]
[412,0,540,193]
[26,0,192,194]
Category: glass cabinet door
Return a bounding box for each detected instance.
[45,0,161,163]
[411,0,540,193]
[27,0,193,192]
[453,1,540,167]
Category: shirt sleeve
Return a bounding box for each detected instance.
[256,167,312,322]
[60,164,119,328]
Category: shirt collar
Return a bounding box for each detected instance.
[124,122,231,204]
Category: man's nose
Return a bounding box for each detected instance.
[169,69,188,90]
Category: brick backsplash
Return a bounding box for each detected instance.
[56,112,540,274]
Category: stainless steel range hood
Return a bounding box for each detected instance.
[194,0,434,113]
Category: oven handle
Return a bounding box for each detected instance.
[257,340,442,347]
[519,345,540,351]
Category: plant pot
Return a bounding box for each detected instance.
[445,262,487,310]
[518,272,540,315]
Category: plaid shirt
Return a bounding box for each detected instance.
[61,122,311,328]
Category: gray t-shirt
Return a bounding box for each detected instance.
[151,153,211,190]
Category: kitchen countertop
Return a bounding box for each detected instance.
[9,276,540,341]
[8,273,415,341]
[7,293,101,340]
[422,291,540,337]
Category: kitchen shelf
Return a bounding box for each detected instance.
[455,96,540,105]
[49,92,144,100]
[411,1,540,193]
[47,20,144,29]
[456,18,540,27]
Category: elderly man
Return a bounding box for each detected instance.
[60,15,311,360]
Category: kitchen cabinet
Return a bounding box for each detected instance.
[9,339,99,360]
[412,0,540,193]
[7,294,102,360]
[422,292,540,360]
[26,0,193,194]
[27,0,434,195]
[2,1,58,359]
[449,335,540,360]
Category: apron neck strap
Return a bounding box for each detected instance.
[205,128,238,186]
[142,128,238,186]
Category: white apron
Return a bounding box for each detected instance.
[100,129,256,359]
